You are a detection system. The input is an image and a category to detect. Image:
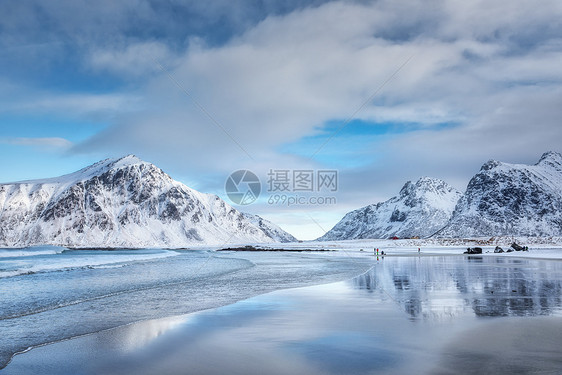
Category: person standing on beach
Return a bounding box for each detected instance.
[418,248,420,254]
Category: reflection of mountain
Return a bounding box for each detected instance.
[454,257,562,317]
[352,257,562,319]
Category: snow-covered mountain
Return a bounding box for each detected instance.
[318,177,462,241]
[438,151,562,237]
[241,213,297,243]
[0,155,295,248]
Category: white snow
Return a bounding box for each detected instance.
[0,155,293,248]
[319,177,462,241]
[241,212,297,243]
[240,238,562,260]
[441,151,562,237]
[320,152,562,242]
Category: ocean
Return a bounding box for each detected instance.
[0,246,374,369]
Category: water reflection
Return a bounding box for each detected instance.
[6,255,562,375]
[352,256,562,319]
[97,316,185,353]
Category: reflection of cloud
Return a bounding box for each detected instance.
[435,317,562,374]
[286,332,398,374]
[113,316,186,353]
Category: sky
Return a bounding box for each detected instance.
[1,0,561,240]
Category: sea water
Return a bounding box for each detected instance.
[3,255,562,375]
[0,246,374,369]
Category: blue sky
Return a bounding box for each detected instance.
[1,0,562,239]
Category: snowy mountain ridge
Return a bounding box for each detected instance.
[0,155,294,248]
[438,151,562,237]
[241,213,297,243]
[318,177,462,241]
[320,152,562,241]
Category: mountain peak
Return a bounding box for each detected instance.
[537,151,562,167]
[417,176,436,184]
[75,155,153,179]
[415,176,449,189]
[6,155,161,190]
[0,156,296,247]
[106,154,149,170]
[480,159,502,171]
[399,180,415,196]
[96,154,146,169]
[113,154,143,164]
[399,177,456,198]
[319,176,461,241]
[439,151,562,237]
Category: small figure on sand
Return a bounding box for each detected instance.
[418,248,420,254]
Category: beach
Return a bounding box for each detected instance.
[2,247,562,374]
[0,247,374,370]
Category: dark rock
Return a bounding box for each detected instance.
[464,247,483,254]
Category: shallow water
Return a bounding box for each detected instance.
[0,247,374,368]
[3,255,562,374]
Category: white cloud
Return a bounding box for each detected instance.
[88,41,175,76]
[60,0,562,237]
[0,80,140,120]
[0,137,73,150]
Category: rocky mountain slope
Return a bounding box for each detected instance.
[320,152,562,241]
[318,177,462,241]
[438,151,562,237]
[0,155,295,248]
[242,213,297,243]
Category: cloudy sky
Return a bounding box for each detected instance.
[1,0,561,239]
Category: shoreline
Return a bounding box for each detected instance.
[3,247,562,373]
[2,261,376,371]
[4,254,562,374]
[0,250,376,370]
[2,235,562,251]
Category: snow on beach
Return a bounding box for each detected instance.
[227,237,562,260]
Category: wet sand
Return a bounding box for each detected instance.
[3,256,562,375]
